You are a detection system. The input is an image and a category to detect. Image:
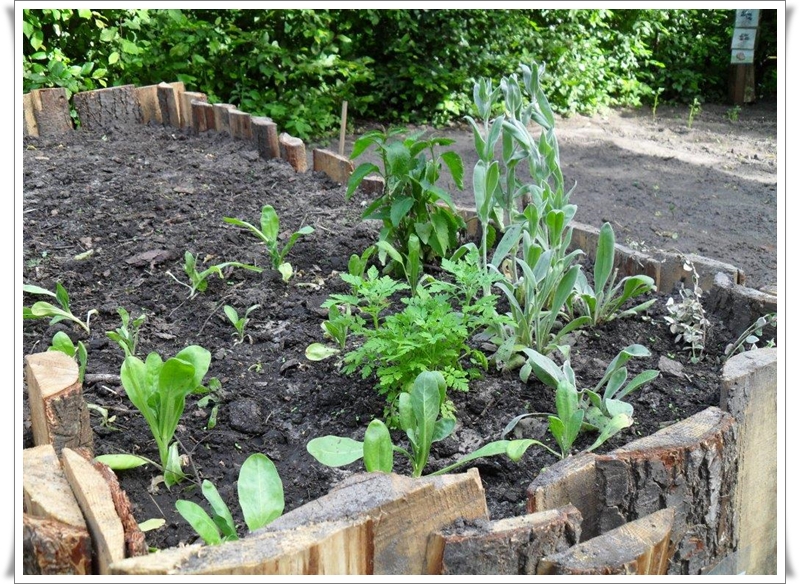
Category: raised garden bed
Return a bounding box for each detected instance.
[21,83,778,575]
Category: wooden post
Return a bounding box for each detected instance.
[156,82,181,128]
[61,448,126,575]
[25,352,93,455]
[213,104,236,135]
[729,9,760,105]
[179,91,207,129]
[26,88,73,136]
[427,505,582,575]
[279,132,308,173]
[252,117,281,160]
[538,508,675,575]
[23,444,91,574]
[135,84,162,125]
[339,100,348,156]
[22,92,39,137]
[73,85,142,132]
[191,100,209,133]
[229,110,253,140]
[312,149,354,184]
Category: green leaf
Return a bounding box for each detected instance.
[201,480,238,541]
[306,436,364,467]
[260,205,280,242]
[278,262,293,282]
[363,419,394,473]
[30,30,44,50]
[440,151,464,189]
[49,331,76,357]
[173,345,211,394]
[521,349,564,389]
[175,500,222,545]
[595,222,615,293]
[390,196,414,227]
[586,413,633,452]
[432,417,456,442]
[345,163,380,200]
[108,51,120,65]
[94,454,150,470]
[223,305,239,326]
[305,343,340,361]
[238,453,284,531]
[137,518,165,532]
[23,283,56,298]
[77,9,92,19]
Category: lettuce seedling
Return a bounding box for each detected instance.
[23,282,98,334]
[120,345,211,487]
[223,304,260,344]
[167,251,263,299]
[307,371,556,477]
[223,204,314,282]
[176,453,284,545]
[571,222,656,326]
[106,307,146,357]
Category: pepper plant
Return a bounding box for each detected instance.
[307,371,556,477]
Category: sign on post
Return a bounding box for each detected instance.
[730,9,760,103]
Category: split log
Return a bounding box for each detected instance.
[213,103,236,135]
[358,175,385,196]
[23,514,92,575]
[135,84,162,125]
[594,406,736,575]
[26,88,73,136]
[538,507,674,575]
[719,348,778,575]
[179,91,207,129]
[279,132,308,172]
[229,110,253,140]
[113,470,488,575]
[191,100,210,133]
[427,505,582,575]
[73,85,142,133]
[527,452,600,540]
[252,117,280,159]
[25,351,93,455]
[705,272,778,338]
[157,82,182,128]
[312,149,354,184]
[23,444,91,574]
[22,92,39,137]
[61,448,126,575]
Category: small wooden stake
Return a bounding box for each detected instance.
[339,100,348,156]
[279,132,308,173]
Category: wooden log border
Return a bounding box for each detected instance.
[21,81,779,576]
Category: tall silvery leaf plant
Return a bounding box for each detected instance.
[120,345,211,487]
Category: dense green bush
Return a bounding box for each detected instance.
[22,8,778,139]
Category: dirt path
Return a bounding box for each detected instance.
[317,100,778,290]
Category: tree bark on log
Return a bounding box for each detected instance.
[23,514,92,575]
[312,149,354,185]
[252,117,280,159]
[73,85,142,133]
[27,88,73,136]
[279,132,308,172]
[157,82,181,128]
[61,448,126,575]
[594,406,736,575]
[427,505,582,575]
[538,508,675,575]
[25,351,93,455]
[179,91,206,129]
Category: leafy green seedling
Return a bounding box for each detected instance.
[120,345,211,487]
[307,371,556,477]
[167,251,262,299]
[87,403,120,431]
[223,204,314,282]
[106,307,146,357]
[48,330,87,383]
[375,234,423,293]
[223,304,260,344]
[176,453,284,545]
[23,282,98,334]
[571,222,656,326]
[724,312,777,360]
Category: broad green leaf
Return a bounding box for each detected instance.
[23,284,56,297]
[305,343,340,361]
[223,305,239,325]
[108,51,120,65]
[603,368,628,402]
[595,222,615,294]
[605,398,634,419]
[345,163,380,200]
[586,413,633,453]
[94,454,150,470]
[306,436,364,467]
[30,30,44,50]
[174,345,211,391]
[554,379,579,422]
[521,349,563,389]
[260,205,280,243]
[440,151,464,189]
[506,439,538,462]
[389,196,414,227]
[616,369,659,400]
[238,453,284,531]
[385,141,412,178]
[77,8,92,19]
[163,442,186,487]
[201,480,238,541]
[48,330,75,357]
[278,262,293,282]
[432,417,456,442]
[349,132,382,160]
[364,419,394,473]
[175,500,222,545]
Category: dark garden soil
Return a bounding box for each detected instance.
[21,100,778,552]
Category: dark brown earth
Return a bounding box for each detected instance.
[20,99,777,552]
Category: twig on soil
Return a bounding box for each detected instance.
[84,373,121,385]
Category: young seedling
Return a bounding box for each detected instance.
[724,312,777,360]
[175,453,284,545]
[106,307,146,357]
[223,304,260,344]
[687,96,702,129]
[166,251,263,299]
[87,403,120,431]
[223,204,314,282]
[23,282,98,334]
[307,371,557,477]
[48,331,87,383]
[119,345,211,487]
[664,261,709,363]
